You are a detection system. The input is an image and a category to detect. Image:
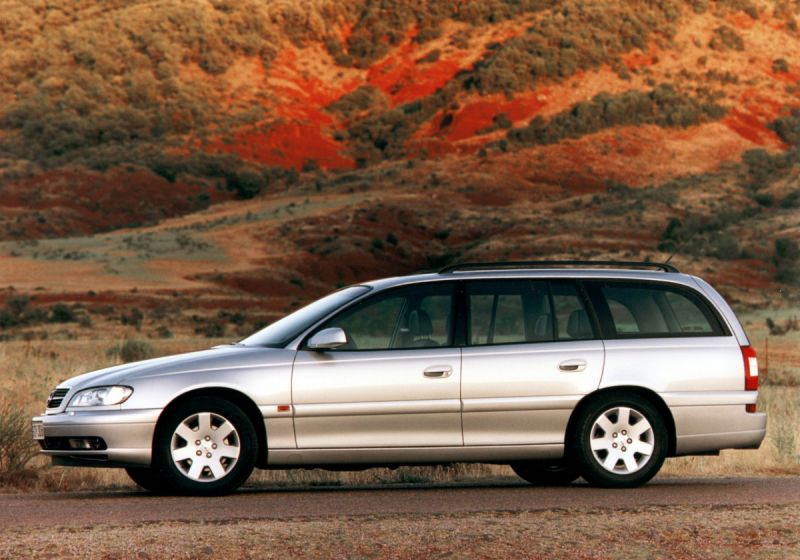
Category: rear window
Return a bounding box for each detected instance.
[591,281,726,338]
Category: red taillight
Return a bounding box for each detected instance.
[742,345,759,391]
[742,345,758,412]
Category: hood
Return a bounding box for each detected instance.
[59,345,275,391]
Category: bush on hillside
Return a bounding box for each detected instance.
[343,0,556,67]
[769,109,800,146]
[506,85,726,146]
[657,208,756,260]
[327,86,389,121]
[708,25,745,51]
[774,237,800,285]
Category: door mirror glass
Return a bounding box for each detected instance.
[307,327,348,350]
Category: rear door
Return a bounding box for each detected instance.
[460,279,605,446]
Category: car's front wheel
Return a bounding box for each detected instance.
[572,392,667,488]
[153,397,257,495]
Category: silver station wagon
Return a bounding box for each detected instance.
[33,261,767,495]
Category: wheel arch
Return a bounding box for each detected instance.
[565,386,677,457]
[154,388,269,468]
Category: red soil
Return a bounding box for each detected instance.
[722,90,787,148]
[621,43,659,70]
[439,91,549,142]
[207,48,360,170]
[726,11,757,30]
[218,123,355,170]
[367,39,466,106]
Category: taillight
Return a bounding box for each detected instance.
[742,345,758,412]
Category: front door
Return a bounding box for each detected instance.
[292,282,462,448]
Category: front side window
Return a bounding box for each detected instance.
[594,282,724,338]
[312,283,454,350]
[240,285,371,347]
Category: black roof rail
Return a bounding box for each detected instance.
[438,260,680,274]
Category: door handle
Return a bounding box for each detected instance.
[558,359,587,372]
[423,365,453,378]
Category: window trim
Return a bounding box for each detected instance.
[582,279,731,340]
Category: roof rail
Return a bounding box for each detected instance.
[438,260,680,274]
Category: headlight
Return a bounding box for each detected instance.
[69,386,133,407]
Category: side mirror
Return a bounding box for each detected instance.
[307,327,348,351]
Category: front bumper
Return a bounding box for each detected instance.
[32,408,160,467]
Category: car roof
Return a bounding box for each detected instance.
[361,267,699,292]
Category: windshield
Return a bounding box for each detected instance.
[239,286,371,347]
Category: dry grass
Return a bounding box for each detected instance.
[1,308,798,493]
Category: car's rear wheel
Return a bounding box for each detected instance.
[511,460,580,486]
[572,392,667,488]
[153,397,257,495]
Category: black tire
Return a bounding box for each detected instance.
[153,397,257,496]
[572,392,667,489]
[125,467,170,493]
[511,460,580,486]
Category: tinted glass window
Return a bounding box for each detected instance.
[551,281,594,340]
[467,280,553,345]
[314,283,454,350]
[331,296,405,350]
[241,286,370,347]
[598,282,721,337]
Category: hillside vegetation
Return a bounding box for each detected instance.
[0,0,798,334]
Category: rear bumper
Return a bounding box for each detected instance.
[671,406,767,456]
[32,409,159,467]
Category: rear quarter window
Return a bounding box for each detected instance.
[588,281,728,339]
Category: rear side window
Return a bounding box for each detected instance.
[466,279,595,346]
[467,280,553,345]
[592,281,726,338]
[550,280,595,341]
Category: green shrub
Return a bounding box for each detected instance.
[773,58,790,73]
[774,237,800,284]
[120,308,144,330]
[343,0,556,67]
[327,86,388,121]
[657,209,754,260]
[769,109,800,146]
[198,320,226,338]
[741,149,792,190]
[106,339,155,363]
[780,190,800,209]
[49,303,76,323]
[507,85,726,147]
[708,25,745,51]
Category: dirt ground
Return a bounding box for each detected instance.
[1,503,797,559]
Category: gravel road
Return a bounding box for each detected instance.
[2,476,798,529]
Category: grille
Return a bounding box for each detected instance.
[47,388,69,409]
